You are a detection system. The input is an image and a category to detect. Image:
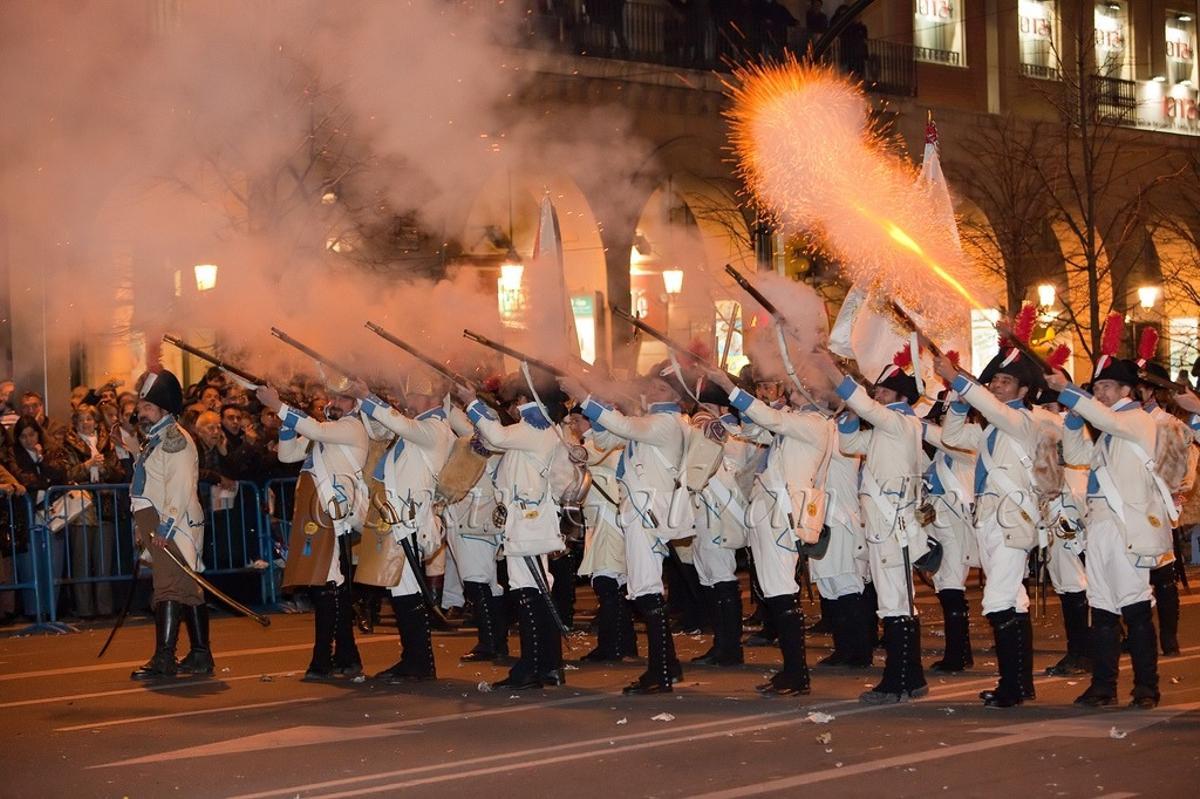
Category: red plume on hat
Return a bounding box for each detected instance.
[1012,301,1037,345]
[892,344,913,370]
[1136,326,1159,367]
[1046,344,1071,372]
[1100,312,1124,357]
[940,350,961,387]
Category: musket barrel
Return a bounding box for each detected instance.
[461,329,568,378]
[161,334,268,386]
[364,321,474,390]
[270,327,361,382]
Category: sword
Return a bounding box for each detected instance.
[148,533,271,626]
[398,534,453,627]
[97,550,143,658]
[894,476,917,617]
[525,554,572,636]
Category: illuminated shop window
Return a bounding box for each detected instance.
[1094,1,1130,79]
[914,0,965,66]
[1167,11,1197,86]
[1019,0,1060,79]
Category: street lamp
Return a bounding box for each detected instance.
[662,269,684,337]
[1037,283,1056,308]
[498,248,525,327]
[194,264,218,292]
[1137,285,1160,309]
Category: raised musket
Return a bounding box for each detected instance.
[462,329,570,378]
[365,321,476,391]
[269,327,365,394]
[162,334,272,388]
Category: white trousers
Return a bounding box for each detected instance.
[692,533,738,587]
[930,500,972,592]
[976,519,1030,616]
[747,515,798,599]
[446,532,501,596]
[623,519,666,599]
[508,553,553,592]
[388,561,421,597]
[440,548,464,609]
[1047,538,1087,594]
[808,521,865,599]
[1085,514,1152,614]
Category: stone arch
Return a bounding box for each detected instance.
[626,172,757,374]
[1151,215,1200,379]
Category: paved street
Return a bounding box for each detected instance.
[2,580,1198,799]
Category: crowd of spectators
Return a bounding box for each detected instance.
[0,368,315,625]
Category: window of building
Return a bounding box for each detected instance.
[970,309,1001,376]
[1019,0,1059,79]
[1166,11,1196,85]
[1094,1,1130,79]
[914,0,965,66]
[1168,317,1199,378]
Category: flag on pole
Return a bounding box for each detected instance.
[531,195,580,361]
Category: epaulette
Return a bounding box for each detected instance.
[161,423,188,453]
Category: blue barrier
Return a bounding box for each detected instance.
[33,481,277,626]
[0,492,46,627]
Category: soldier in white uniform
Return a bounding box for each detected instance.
[456,379,568,690]
[814,351,931,704]
[567,373,690,695]
[707,369,829,695]
[130,370,211,681]
[1134,349,1183,658]
[687,396,750,668]
[258,383,368,681]
[354,376,454,682]
[445,405,509,663]
[1032,384,1093,677]
[920,395,977,673]
[1049,344,1175,709]
[934,347,1043,707]
[570,411,639,662]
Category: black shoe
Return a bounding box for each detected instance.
[980,688,1023,707]
[579,645,621,663]
[1074,686,1117,707]
[131,601,181,681]
[540,668,566,687]
[745,631,777,647]
[460,647,497,662]
[1129,693,1159,709]
[492,674,543,690]
[623,675,672,695]
[302,667,338,682]
[1045,653,1091,676]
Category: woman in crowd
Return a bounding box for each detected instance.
[7,416,68,616]
[60,403,127,618]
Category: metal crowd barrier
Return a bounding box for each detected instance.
[20,481,280,627]
[0,492,48,628]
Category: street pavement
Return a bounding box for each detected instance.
[2,577,1198,799]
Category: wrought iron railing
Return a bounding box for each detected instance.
[914,46,962,66]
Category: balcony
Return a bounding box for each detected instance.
[914,46,962,66]
[517,4,917,97]
[1020,62,1060,81]
[1090,74,1139,122]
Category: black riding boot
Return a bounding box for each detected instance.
[1122,600,1160,709]
[1046,591,1091,675]
[860,616,927,703]
[618,589,639,658]
[376,593,436,682]
[694,581,744,665]
[332,579,362,677]
[549,553,578,630]
[461,581,506,662]
[178,603,215,676]
[808,596,835,635]
[131,601,182,681]
[980,609,1024,707]
[303,585,338,681]
[1017,612,1035,699]
[1151,566,1181,656]
[1075,608,1121,707]
[493,589,543,690]
[929,589,973,673]
[583,575,624,662]
[535,595,566,686]
[757,594,810,696]
[842,592,875,667]
[816,594,847,666]
[625,593,676,694]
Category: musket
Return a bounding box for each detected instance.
[462,329,570,378]
[269,327,364,387]
[724,264,828,413]
[365,321,475,390]
[609,305,742,389]
[888,301,948,360]
[162,335,271,388]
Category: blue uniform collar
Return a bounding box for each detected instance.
[649,401,681,415]
[1005,398,1026,409]
[416,407,447,421]
[518,402,552,429]
[885,401,915,416]
[147,414,176,438]
[1113,398,1141,412]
